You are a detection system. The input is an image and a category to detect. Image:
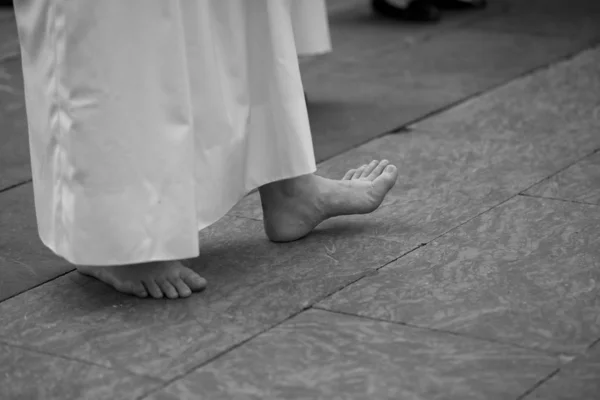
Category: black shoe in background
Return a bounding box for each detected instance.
[431,0,487,9]
[371,0,442,22]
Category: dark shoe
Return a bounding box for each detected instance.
[371,0,441,22]
[431,0,487,9]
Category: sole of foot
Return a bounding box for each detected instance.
[260,159,398,242]
[77,260,207,299]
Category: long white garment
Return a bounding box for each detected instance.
[291,0,332,57]
[14,0,316,266]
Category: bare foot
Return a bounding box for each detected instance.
[77,260,207,299]
[260,159,398,242]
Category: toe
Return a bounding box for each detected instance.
[157,279,179,299]
[181,270,207,292]
[143,280,164,299]
[171,277,192,298]
[367,159,390,180]
[132,282,148,298]
[352,165,367,179]
[342,169,356,180]
[360,160,379,178]
[374,164,398,191]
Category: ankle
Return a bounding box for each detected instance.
[259,174,327,215]
[259,174,313,198]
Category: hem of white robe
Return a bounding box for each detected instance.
[298,49,332,59]
[42,164,318,267]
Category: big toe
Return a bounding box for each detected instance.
[180,269,207,292]
[374,164,398,192]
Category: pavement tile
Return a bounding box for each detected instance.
[471,0,600,40]
[0,57,30,191]
[526,343,600,399]
[0,214,404,380]
[304,29,586,161]
[188,214,404,319]
[318,196,600,354]
[0,183,72,302]
[524,152,600,205]
[0,271,270,381]
[412,46,600,147]
[0,9,19,61]
[147,309,558,400]
[0,342,160,400]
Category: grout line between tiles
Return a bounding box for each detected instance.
[588,337,600,351]
[518,193,600,207]
[0,268,75,304]
[0,179,32,194]
[0,337,161,382]
[135,308,311,400]
[311,307,569,358]
[516,369,561,400]
[517,148,600,194]
[135,246,429,398]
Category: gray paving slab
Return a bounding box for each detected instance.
[0,8,19,62]
[525,152,600,205]
[0,342,160,400]
[304,28,588,161]
[147,309,559,400]
[0,270,271,381]
[0,183,72,302]
[526,343,600,400]
[471,0,600,40]
[318,196,600,354]
[0,212,406,380]
[0,57,30,191]
[412,46,600,147]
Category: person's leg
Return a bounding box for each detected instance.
[15,0,205,298]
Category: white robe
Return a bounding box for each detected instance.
[14,0,316,266]
[291,0,332,57]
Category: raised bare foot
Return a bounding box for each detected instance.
[77,260,207,299]
[260,159,398,242]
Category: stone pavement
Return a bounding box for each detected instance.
[1,1,600,399]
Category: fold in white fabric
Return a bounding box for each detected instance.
[292,0,332,57]
[15,0,316,266]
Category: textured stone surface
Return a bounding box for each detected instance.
[0,342,160,400]
[0,184,72,302]
[0,271,270,381]
[0,8,19,62]
[526,343,600,399]
[149,309,558,400]
[304,29,587,161]
[525,152,600,205]
[472,0,600,40]
[0,58,30,191]
[318,196,600,354]
[0,213,405,379]
[412,47,600,148]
